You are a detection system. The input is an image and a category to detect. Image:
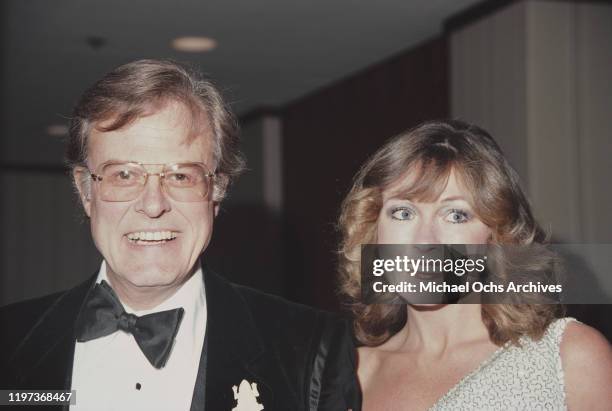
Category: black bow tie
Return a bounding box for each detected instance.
[75,280,184,369]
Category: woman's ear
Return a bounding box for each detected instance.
[72,167,92,217]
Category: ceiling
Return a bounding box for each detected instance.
[1,0,480,165]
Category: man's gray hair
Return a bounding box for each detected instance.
[66,59,245,201]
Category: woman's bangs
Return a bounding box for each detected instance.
[390,159,455,203]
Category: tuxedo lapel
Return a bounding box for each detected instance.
[8,268,304,411]
[8,276,95,409]
[201,269,279,411]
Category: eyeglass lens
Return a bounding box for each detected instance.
[97,163,211,202]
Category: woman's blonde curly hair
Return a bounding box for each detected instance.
[338,119,563,347]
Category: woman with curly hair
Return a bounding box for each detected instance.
[338,119,611,410]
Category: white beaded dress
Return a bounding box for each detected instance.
[430,317,575,411]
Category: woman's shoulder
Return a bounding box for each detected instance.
[357,345,383,379]
[560,319,610,359]
[559,318,612,409]
[356,340,404,391]
[559,318,611,370]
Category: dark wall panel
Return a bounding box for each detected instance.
[282,36,449,310]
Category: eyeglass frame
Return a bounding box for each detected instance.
[82,160,216,202]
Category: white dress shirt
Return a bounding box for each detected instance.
[70,261,207,411]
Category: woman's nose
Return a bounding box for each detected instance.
[412,220,440,245]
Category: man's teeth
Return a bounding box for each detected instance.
[126,231,178,241]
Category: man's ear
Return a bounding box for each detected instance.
[213,202,220,217]
[212,173,229,203]
[72,167,92,217]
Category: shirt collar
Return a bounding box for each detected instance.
[95,260,205,316]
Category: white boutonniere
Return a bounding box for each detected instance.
[232,379,264,411]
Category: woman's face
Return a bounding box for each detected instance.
[377,169,491,245]
[376,169,491,305]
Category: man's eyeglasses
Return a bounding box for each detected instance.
[83,161,215,202]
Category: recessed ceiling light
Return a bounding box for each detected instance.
[172,36,217,53]
[47,124,69,137]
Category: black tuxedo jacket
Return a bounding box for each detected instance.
[0,267,361,410]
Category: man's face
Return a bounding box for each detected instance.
[76,102,216,289]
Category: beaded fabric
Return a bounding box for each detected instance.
[430,317,576,411]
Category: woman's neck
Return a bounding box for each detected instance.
[386,304,491,356]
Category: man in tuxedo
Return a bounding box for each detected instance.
[0,59,360,410]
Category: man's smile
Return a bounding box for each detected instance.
[125,230,179,245]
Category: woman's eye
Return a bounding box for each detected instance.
[390,207,414,221]
[446,209,470,224]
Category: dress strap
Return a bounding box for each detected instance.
[549,317,578,409]
[548,317,578,346]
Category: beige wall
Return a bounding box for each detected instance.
[451,0,612,242]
